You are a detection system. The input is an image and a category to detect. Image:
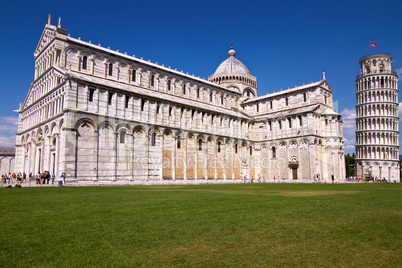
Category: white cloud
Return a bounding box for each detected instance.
[343,136,355,150]
[396,68,402,81]
[0,116,18,147]
[399,102,402,121]
[0,135,16,147]
[340,108,356,136]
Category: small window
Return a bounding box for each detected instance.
[325,119,328,125]
[250,146,253,155]
[278,120,282,130]
[125,95,129,109]
[217,141,221,153]
[82,56,87,70]
[108,63,113,76]
[181,107,184,118]
[268,121,272,131]
[132,70,136,82]
[167,80,171,91]
[256,104,259,112]
[286,97,289,106]
[221,95,223,105]
[272,147,276,158]
[209,92,213,102]
[89,88,95,102]
[247,91,250,97]
[177,136,181,149]
[150,75,155,87]
[198,139,202,151]
[235,144,238,154]
[197,88,200,99]
[299,115,302,126]
[120,130,126,144]
[303,92,307,102]
[288,118,292,128]
[151,132,156,146]
[169,106,172,116]
[156,103,161,114]
[108,92,113,105]
[270,101,273,109]
[141,99,145,111]
[182,84,186,95]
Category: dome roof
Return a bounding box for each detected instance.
[213,48,251,76]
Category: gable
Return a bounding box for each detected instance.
[21,67,67,111]
[34,25,58,58]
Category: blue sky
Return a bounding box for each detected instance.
[0,0,401,155]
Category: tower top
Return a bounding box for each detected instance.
[358,54,394,76]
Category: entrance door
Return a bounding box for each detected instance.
[292,168,298,180]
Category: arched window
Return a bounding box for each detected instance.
[120,130,126,144]
[235,143,238,154]
[198,139,202,151]
[217,141,221,153]
[151,132,156,146]
[132,69,136,82]
[272,147,276,158]
[177,136,181,149]
[125,95,129,109]
[82,56,87,70]
[108,63,113,76]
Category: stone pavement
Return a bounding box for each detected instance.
[1,178,360,188]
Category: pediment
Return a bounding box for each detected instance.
[34,25,57,58]
[20,67,67,111]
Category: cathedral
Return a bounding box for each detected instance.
[14,19,345,184]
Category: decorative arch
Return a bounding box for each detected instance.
[75,118,96,130]
[116,123,132,135]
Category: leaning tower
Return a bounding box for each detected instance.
[355,54,400,182]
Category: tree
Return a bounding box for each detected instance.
[345,153,356,177]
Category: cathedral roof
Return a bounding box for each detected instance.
[213,48,251,76]
[0,147,15,155]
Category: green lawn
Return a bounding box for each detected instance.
[0,184,401,267]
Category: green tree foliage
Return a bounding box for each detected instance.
[345,153,356,177]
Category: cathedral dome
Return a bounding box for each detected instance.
[213,48,251,76]
[208,47,257,89]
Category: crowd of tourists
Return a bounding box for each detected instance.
[345,176,389,183]
[1,172,27,184]
[2,171,66,186]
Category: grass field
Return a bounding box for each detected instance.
[0,183,401,267]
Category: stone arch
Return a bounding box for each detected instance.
[76,118,97,180]
[50,122,58,135]
[75,118,95,131]
[133,125,147,135]
[116,123,132,135]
